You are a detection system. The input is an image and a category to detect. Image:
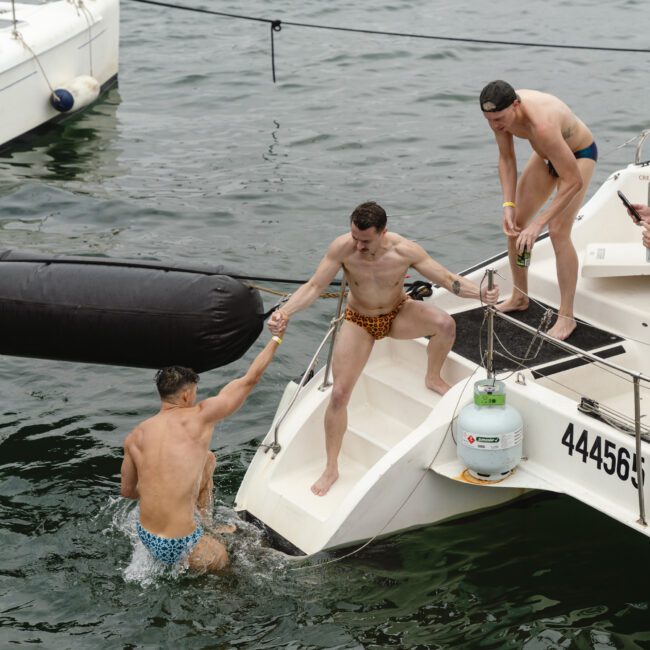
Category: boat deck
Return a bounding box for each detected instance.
[451,300,624,375]
[451,300,649,438]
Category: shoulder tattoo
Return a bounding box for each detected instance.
[452,279,461,295]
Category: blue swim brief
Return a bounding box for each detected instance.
[547,141,598,178]
[137,521,204,565]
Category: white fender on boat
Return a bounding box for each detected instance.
[50,76,100,113]
[456,379,523,481]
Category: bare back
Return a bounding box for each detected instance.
[124,408,213,536]
[508,89,593,158]
[340,232,416,315]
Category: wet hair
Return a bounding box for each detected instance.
[350,201,387,232]
[154,366,199,399]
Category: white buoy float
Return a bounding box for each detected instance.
[50,75,100,113]
[456,379,523,481]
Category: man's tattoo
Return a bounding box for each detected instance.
[452,280,461,295]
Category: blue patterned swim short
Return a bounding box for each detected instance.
[137,521,204,565]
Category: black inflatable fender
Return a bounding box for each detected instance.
[0,250,264,372]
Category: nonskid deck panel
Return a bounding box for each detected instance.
[451,300,624,373]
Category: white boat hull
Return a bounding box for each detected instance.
[236,160,650,555]
[0,0,119,148]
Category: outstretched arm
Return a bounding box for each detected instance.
[197,336,284,424]
[268,237,346,331]
[411,242,499,304]
[494,130,519,236]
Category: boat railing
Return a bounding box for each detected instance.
[10,0,18,36]
[635,129,650,164]
[319,276,348,392]
[485,272,648,526]
[260,277,347,457]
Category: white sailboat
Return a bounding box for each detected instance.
[0,0,119,150]
[235,132,650,556]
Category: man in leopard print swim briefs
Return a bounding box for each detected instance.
[268,202,499,496]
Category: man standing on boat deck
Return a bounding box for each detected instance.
[268,201,499,496]
[479,80,597,341]
[120,322,286,572]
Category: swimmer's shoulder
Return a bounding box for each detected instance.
[330,232,355,253]
[390,232,426,259]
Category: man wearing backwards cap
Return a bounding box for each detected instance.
[480,80,597,340]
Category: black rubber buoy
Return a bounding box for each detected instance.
[0,250,264,372]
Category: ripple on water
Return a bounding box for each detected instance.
[106,499,295,590]
[0,0,648,646]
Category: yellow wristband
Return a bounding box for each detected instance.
[502,201,516,209]
[272,336,282,345]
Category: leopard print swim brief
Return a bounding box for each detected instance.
[344,296,409,340]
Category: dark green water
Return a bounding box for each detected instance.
[1,0,650,647]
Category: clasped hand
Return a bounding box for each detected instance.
[268,309,289,337]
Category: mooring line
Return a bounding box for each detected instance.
[127,0,650,82]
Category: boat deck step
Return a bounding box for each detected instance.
[364,358,441,411]
[348,403,417,450]
[268,451,370,522]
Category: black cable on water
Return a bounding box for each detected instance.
[128,0,650,82]
[127,0,272,24]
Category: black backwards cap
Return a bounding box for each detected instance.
[480,80,517,112]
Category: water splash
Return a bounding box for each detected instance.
[100,497,294,588]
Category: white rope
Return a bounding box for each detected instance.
[13,1,100,107]
[75,0,97,77]
[13,31,55,94]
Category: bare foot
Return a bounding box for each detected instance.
[426,377,451,395]
[215,524,237,535]
[496,296,529,313]
[547,316,576,341]
[311,468,339,496]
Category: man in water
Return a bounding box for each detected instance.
[120,325,286,572]
[480,80,597,340]
[268,201,498,496]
